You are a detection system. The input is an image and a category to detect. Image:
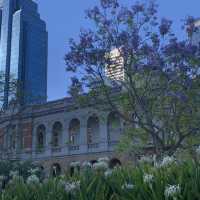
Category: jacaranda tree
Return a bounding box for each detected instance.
[65,0,200,156]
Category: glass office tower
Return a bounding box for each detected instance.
[0,0,47,108]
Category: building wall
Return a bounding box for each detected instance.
[0,98,125,175]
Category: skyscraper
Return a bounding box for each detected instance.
[105,48,125,82]
[0,0,47,108]
[192,19,200,45]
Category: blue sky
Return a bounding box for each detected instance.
[34,0,200,101]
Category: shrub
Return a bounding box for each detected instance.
[1,154,200,200]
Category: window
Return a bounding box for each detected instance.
[69,119,80,145]
[8,125,16,151]
[109,158,121,169]
[52,122,62,147]
[51,163,61,177]
[36,125,46,149]
[107,112,121,142]
[87,115,100,144]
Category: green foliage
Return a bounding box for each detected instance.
[1,157,200,199]
[0,160,43,180]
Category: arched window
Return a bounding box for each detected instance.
[90,160,97,166]
[51,163,61,177]
[69,119,80,145]
[52,122,62,147]
[87,115,100,144]
[36,125,46,149]
[107,112,121,142]
[109,158,121,169]
[8,125,16,151]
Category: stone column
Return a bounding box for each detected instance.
[45,122,52,156]
[79,115,88,153]
[31,125,37,159]
[61,119,69,155]
[99,113,108,151]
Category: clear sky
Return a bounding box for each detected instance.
[34,0,200,101]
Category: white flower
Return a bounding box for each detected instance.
[0,176,5,181]
[154,161,161,168]
[64,180,80,193]
[160,156,175,168]
[28,167,39,175]
[9,175,24,184]
[70,161,80,168]
[82,161,92,168]
[139,156,153,164]
[26,174,40,185]
[52,166,57,170]
[58,179,66,187]
[196,146,200,155]
[165,184,181,199]
[93,161,108,170]
[143,173,154,184]
[9,170,19,178]
[59,174,65,178]
[104,169,113,177]
[98,157,110,163]
[122,182,134,190]
[113,165,122,171]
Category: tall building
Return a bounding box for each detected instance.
[0,0,48,108]
[192,19,200,45]
[105,48,125,82]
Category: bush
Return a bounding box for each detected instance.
[1,154,200,200]
[0,160,44,190]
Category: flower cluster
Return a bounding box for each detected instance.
[93,161,108,170]
[28,167,40,175]
[98,157,110,163]
[70,161,80,168]
[104,169,113,177]
[143,173,154,184]
[139,156,153,164]
[122,182,134,190]
[9,170,19,178]
[159,18,172,36]
[82,161,92,168]
[159,156,175,168]
[92,157,110,170]
[196,145,200,156]
[164,184,181,199]
[0,176,4,182]
[64,180,80,193]
[26,174,40,185]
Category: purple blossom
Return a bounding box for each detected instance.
[86,6,101,20]
[159,18,172,36]
[79,30,94,49]
[117,7,133,23]
[100,0,119,9]
[151,33,160,48]
[184,16,198,37]
[131,2,145,14]
[147,1,157,16]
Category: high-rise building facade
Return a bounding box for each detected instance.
[192,19,200,45]
[105,48,125,82]
[0,0,47,108]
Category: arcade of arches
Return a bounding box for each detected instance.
[33,112,123,152]
[0,105,127,176]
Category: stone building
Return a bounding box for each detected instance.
[0,97,125,175]
[0,0,126,175]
